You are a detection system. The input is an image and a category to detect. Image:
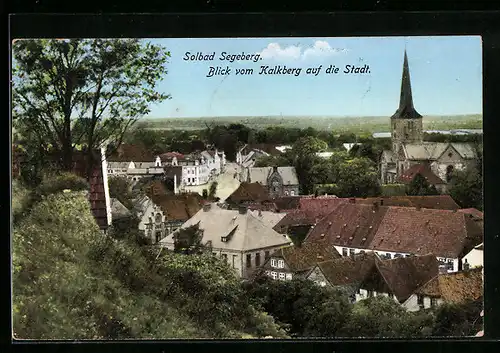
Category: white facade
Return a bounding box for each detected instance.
[332,245,460,272]
[462,244,483,270]
[404,293,444,312]
[165,150,226,187]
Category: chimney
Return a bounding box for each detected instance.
[380,199,384,206]
[238,205,248,214]
[203,203,212,212]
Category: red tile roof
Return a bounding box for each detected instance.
[373,254,439,302]
[398,163,446,185]
[159,152,185,161]
[303,202,389,249]
[458,208,484,219]
[71,150,109,230]
[370,207,483,258]
[317,252,378,286]
[225,182,270,204]
[354,195,460,210]
[415,268,483,303]
[151,193,204,222]
[268,242,342,273]
[108,143,154,162]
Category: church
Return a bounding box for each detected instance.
[379,51,479,192]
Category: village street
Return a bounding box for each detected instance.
[183,162,241,200]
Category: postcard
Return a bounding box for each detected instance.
[11,36,483,340]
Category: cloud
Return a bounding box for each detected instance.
[258,40,349,61]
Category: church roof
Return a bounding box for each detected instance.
[390,50,422,120]
[401,142,477,161]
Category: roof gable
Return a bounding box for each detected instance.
[398,163,446,185]
[316,252,378,286]
[415,268,483,303]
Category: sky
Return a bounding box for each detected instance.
[143,36,482,118]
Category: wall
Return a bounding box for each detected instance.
[392,118,424,155]
[246,247,282,279]
[404,294,444,311]
[462,249,483,269]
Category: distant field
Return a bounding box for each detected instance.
[138,115,483,134]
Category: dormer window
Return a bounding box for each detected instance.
[221,236,227,242]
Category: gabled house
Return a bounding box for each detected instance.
[224,182,270,209]
[306,252,378,302]
[303,200,483,272]
[406,267,483,311]
[107,144,163,182]
[236,143,283,168]
[397,163,447,193]
[359,254,439,307]
[133,193,203,243]
[261,242,342,281]
[160,204,292,279]
[243,166,300,198]
[159,149,226,187]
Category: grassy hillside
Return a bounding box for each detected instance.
[12,186,287,339]
[138,114,482,133]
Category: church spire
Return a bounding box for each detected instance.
[391,50,422,119]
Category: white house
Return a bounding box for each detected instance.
[160,149,226,187]
[160,204,291,279]
[462,243,483,270]
[303,201,483,273]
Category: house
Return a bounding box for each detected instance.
[462,243,483,270]
[224,182,270,209]
[236,144,283,168]
[359,254,439,307]
[406,268,483,311]
[159,149,226,187]
[160,204,292,279]
[306,252,378,301]
[397,163,448,193]
[303,201,483,272]
[379,50,479,185]
[133,193,203,243]
[107,144,164,182]
[261,242,342,281]
[273,197,345,242]
[243,166,300,198]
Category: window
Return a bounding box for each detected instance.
[290,191,295,196]
[386,253,392,259]
[279,273,286,280]
[155,213,162,223]
[246,254,252,268]
[271,271,278,280]
[265,251,270,259]
[417,295,424,307]
[349,249,355,257]
[221,254,227,262]
[212,252,217,256]
[285,273,292,280]
[232,255,237,268]
[342,248,348,256]
[368,290,374,298]
[430,298,437,308]
[155,231,162,243]
[277,259,285,268]
[255,253,261,267]
[270,259,277,267]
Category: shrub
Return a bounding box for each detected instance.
[35,172,89,198]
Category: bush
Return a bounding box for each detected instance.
[12,180,32,224]
[35,172,89,198]
[381,184,407,196]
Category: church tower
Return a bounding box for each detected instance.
[391,50,423,155]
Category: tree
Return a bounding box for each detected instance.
[174,224,205,255]
[12,39,171,176]
[108,176,135,209]
[406,174,440,196]
[448,167,483,210]
[209,181,218,200]
[431,299,483,337]
[335,158,381,198]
